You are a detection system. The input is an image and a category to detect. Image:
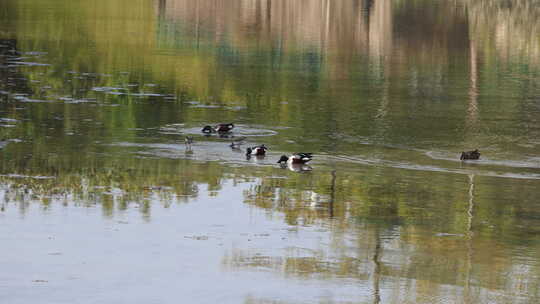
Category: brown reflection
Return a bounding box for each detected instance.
[372,225,382,304]
[368,0,392,62]
[464,0,540,144]
[157,0,385,79]
[328,170,336,218]
[466,0,540,70]
[464,174,475,304]
[467,35,479,129]
[223,247,370,281]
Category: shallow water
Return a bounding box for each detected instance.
[1,0,540,303]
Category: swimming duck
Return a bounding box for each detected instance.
[246,144,267,156]
[202,123,234,133]
[277,153,313,164]
[460,149,480,160]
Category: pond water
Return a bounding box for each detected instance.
[1,0,539,303]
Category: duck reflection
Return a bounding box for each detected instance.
[281,163,312,172]
[246,154,265,162]
[184,146,194,157]
[184,136,194,148]
[229,137,246,151]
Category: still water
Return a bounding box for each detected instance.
[0,0,539,303]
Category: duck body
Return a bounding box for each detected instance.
[201,126,214,133]
[277,153,313,164]
[215,123,234,132]
[246,144,267,156]
[202,123,235,133]
[184,136,194,146]
[460,149,480,160]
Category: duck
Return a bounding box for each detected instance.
[460,149,480,160]
[202,123,234,133]
[277,153,313,164]
[246,144,267,156]
[184,136,194,147]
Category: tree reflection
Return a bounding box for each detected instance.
[237,165,540,302]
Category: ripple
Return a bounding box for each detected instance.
[91,86,165,97]
[188,104,221,109]
[63,98,97,104]
[24,51,48,56]
[105,91,126,96]
[223,106,247,111]
[91,86,127,93]
[185,101,246,110]
[108,141,276,166]
[8,61,50,67]
[107,137,539,180]
[332,154,540,180]
[159,124,279,137]
[12,95,51,103]
[184,100,220,108]
[0,174,55,179]
[426,151,540,169]
[130,92,164,97]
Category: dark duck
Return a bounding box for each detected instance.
[202,123,234,134]
[277,153,313,164]
[246,144,267,156]
[460,149,480,160]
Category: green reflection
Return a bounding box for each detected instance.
[1,0,538,156]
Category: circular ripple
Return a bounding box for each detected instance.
[159,124,278,137]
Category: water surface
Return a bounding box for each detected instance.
[1,0,539,303]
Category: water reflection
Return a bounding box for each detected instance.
[280,163,313,173]
[238,163,540,302]
[0,0,540,303]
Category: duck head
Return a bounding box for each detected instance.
[202,126,214,133]
[277,155,289,163]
